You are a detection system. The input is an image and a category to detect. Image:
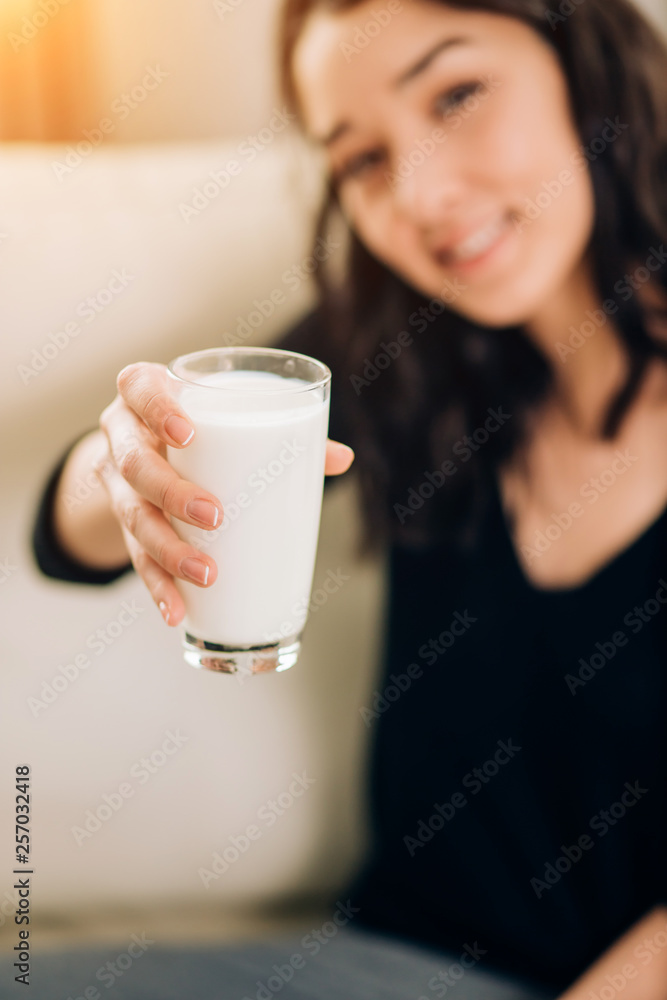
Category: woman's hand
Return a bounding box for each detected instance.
[94,362,354,626]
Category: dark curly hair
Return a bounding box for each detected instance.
[278,0,667,551]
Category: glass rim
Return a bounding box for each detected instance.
[167,346,331,396]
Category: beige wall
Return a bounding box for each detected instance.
[94,0,280,141]
[641,0,667,32]
[93,0,667,142]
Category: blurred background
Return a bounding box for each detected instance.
[0,0,665,964]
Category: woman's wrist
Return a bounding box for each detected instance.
[52,430,130,571]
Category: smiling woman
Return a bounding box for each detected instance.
[279,0,667,553]
[30,0,667,996]
[272,0,667,992]
[300,11,591,321]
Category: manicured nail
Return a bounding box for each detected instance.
[158,601,170,625]
[186,499,219,528]
[165,415,195,446]
[180,558,210,585]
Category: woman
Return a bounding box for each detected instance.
[32,0,667,996]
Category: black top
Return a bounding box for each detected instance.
[32,312,667,993]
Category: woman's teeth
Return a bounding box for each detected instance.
[449,217,508,262]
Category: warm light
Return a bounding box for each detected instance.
[0,0,35,14]
[0,0,38,31]
[0,0,95,141]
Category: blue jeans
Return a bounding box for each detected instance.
[1,924,557,999]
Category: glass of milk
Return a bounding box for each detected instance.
[166,347,331,676]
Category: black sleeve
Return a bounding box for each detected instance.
[32,306,347,586]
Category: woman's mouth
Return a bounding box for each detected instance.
[433,213,516,275]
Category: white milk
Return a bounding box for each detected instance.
[166,370,330,648]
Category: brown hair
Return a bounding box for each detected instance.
[278,0,667,551]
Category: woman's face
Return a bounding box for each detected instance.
[292,1,597,328]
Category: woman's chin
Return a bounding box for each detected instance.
[447,300,535,331]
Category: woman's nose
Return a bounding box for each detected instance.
[390,137,465,227]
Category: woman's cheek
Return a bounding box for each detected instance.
[344,191,403,262]
[492,72,584,200]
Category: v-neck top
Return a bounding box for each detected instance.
[345,469,667,992]
[494,472,667,596]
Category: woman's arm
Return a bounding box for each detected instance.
[41,361,354,624]
[52,428,133,571]
[558,905,667,1000]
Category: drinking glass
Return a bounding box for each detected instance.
[166,347,331,675]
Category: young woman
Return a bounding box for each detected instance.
[33,0,667,996]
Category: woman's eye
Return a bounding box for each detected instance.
[334,149,385,184]
[434,81,486,117]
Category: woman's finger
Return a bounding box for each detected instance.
[119,523,186,627]
[325,439,355,476]
[100,460,218,586]
[118,365,356,473]
[116,362,196,448]
[100,397,223,528]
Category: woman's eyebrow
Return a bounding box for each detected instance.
[317,35,474,148]
[393,35,474,88]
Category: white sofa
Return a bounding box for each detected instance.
[0,138,386,944]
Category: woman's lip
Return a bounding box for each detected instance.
[433,215,515,275]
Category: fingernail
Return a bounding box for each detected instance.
[158,601,170,625]
[165,415,195,446]
[180,558,210,585]
[331,442,355,462]
[186,499,219,528]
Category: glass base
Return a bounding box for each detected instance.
[182,631,301,676]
